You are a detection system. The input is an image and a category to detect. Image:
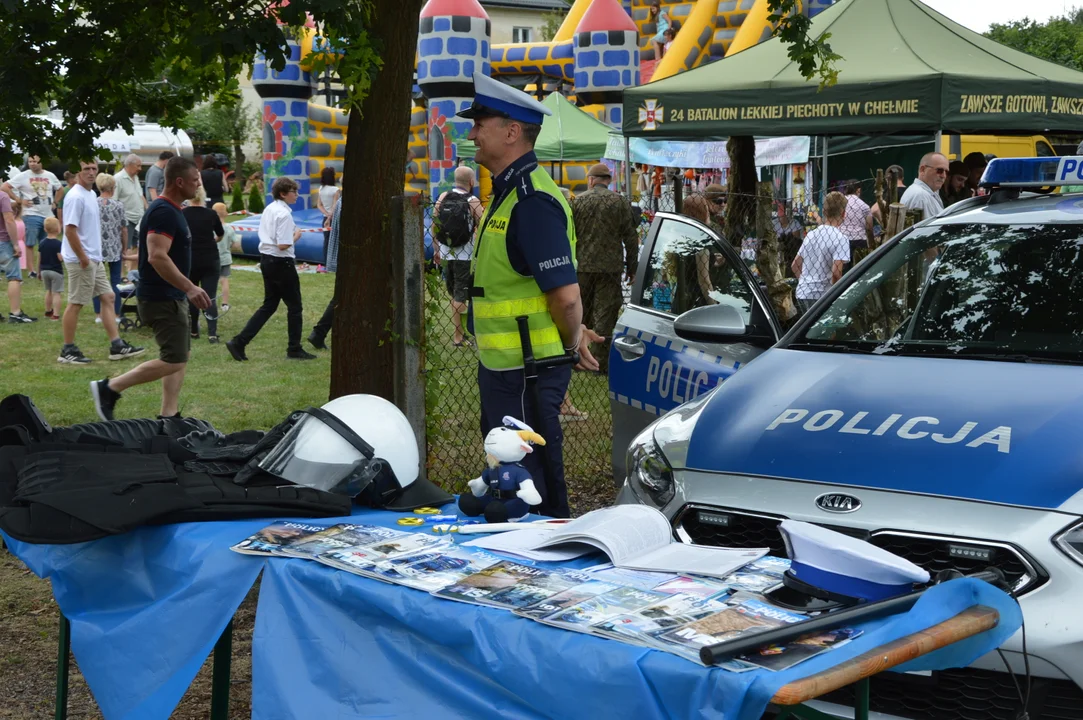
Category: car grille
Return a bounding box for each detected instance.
[676,506,788,556]
[818,668,1083,720]
[674,505,1047,595]
[868,532,1034,592]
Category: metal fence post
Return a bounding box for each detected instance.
[54,614,70,720]
[210,619,233,720]
[393,195,428,480]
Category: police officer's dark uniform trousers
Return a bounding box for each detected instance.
[469,152,578,518]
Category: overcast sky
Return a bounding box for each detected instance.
[920,0,1079,33]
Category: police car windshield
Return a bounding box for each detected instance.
[794,223,1083,362]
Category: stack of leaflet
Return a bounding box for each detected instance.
[230,513,858,671]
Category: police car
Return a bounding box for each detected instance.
[609,157,1083,719]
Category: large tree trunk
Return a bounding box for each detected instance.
[330,0,425,400]
[724,136,757,250]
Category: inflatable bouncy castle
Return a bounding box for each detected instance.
[241,0,836,261]
[252,0,837,205]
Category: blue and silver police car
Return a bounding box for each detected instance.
[610,157,1083,719]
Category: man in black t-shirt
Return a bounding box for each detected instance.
[90,157,212,421]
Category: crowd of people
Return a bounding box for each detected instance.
[541,148,999,322]
[0,150,344,422]
[1,156,146,364]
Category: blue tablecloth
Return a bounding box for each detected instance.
[4,507,1022,720]
[3,519,273,720]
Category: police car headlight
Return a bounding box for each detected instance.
[651,387,717,469]
[1054,519,1083,567]
[625,388,719,508]
[627,433,674,508]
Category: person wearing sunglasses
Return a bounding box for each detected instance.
[703,183,726,232]
[900,152,949,223]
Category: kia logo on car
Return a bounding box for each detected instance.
[815,493,862,513]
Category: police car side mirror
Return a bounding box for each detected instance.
[674,304,750,343]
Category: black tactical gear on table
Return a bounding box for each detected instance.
[0,395,351,545]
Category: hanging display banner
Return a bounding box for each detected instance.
[605,135,810,169]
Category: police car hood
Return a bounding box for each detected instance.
[684,349,1083,510]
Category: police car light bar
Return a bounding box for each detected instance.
[980,156,1083,188]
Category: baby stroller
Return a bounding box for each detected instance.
[117,270,141,331]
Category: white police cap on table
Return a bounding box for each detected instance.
[457,72,553,126]
[779,520,931,601]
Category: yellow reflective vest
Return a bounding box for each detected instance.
[470,166,577,370]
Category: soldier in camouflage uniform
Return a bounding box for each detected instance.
[572,164,639,373]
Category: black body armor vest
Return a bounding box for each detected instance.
[0,395,351,544]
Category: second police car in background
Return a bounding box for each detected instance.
[608,156,1083,719]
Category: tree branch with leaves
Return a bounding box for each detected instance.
[726,0,841,326]
[182,98,260,173]
[767,0,842,89]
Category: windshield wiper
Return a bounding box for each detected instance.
[787,342,874,355]
[873,344,1083,365]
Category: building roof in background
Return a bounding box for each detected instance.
[481,0,569,10]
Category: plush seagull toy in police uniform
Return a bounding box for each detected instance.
[767,520,931,611]
[459,416,547,524]
[457,72,553,126]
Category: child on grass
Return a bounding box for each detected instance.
[39,217,64,319]
[212,202,235,311]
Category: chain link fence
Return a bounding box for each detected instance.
[420,200,616,511]
[418,174,895,506]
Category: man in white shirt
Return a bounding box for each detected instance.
[434,165,483,346]
[227,177,316,361]
[901,152,949,222]
[114,154,147,254]
[58,161,145,364]
[2,155,63,278]
[792,191,850,315]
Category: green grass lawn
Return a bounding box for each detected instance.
[0,260,335,430]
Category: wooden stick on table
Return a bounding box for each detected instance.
[771,605,1000,706]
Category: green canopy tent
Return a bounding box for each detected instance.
[536,92,614,162]
[457,91,614,162]
[622,0,1083,139]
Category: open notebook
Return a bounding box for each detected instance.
[465,505,767,580]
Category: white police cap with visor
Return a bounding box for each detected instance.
[767,520,931,610]
[457,71,554,126]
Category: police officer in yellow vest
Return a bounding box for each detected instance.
[458,72,603,518]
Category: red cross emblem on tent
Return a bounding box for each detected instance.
[638,99,663,131]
